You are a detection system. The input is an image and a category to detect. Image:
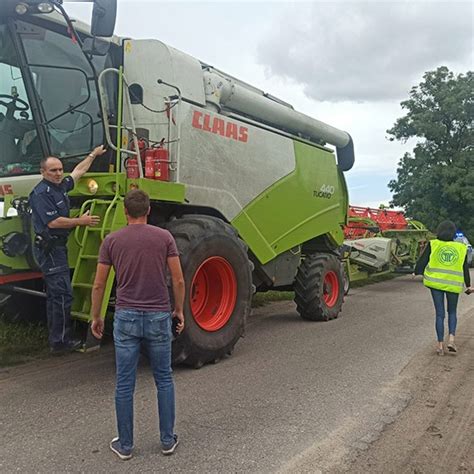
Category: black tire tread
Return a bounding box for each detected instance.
[165,215,252,367]
[294,253,344,321]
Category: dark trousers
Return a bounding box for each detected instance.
[35,245,73,348]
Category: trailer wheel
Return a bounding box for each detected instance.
[166,215,253,368]
[294,253,344,321]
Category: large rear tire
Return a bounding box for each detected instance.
[294,253,344,321]
[166,216,253,368]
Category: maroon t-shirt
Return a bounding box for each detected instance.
[98,224,179,311]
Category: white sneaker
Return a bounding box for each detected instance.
[162,435,179,455]
[447,342,457,353]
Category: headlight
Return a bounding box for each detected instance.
[37,2,54,13]
[15,3,28,15]
[88,179,99,194]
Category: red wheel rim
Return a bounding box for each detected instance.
[190,256,237,331]
[323,271,339,307]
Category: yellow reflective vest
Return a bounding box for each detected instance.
[423,239,467,293]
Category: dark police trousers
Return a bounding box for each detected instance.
[35,244,73,348]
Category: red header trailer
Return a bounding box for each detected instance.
[344,206,409,239]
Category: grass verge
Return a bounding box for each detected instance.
[349,272,399,289]
[0,317,49,368]
[252,291,294,307]
[251,273,401,307]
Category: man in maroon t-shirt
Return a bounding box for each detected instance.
[91,189,184,460]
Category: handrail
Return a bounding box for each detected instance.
[73,196,124,247]
[74,199,95,247]
[101,195,123,241]
[162,89,182,182]
[114,67,122,189]
[98,68,183,185]
[98,67,143,179]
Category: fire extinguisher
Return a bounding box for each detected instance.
[126,157,140,179]
[154,147,170,181]
[128,138,147,157]
[144,148,155,179]
[126,138,147,179]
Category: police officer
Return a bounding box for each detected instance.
[29,145,106,353]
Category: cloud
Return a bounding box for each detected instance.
[257,1,473,102]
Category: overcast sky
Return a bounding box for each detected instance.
[68,0,473,207]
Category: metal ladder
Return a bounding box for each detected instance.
[70,197,126,347]
[67,67,132,349]
[70,67,182,348]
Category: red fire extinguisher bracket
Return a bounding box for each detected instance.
[145,149,155,179]
[126,157,140,179]
[154,148,170,181]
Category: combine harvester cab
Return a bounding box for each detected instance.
[0,0,121,323]
[0,0,355,367]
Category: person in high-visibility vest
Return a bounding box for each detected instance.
[414,220,473,355]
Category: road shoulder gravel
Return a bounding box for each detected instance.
[342,308,474,473]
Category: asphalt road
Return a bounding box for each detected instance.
[1,273,473,473]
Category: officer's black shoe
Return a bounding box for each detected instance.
[50,339,83,355]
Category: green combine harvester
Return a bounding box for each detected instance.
[0,0,356,366]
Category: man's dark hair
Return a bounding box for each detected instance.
[124,189,150,218]
[436,220,456,241]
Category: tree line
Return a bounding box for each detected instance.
[388,66,473,239]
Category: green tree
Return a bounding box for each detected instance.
[388,66,473,238]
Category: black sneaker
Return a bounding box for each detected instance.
[110,437,133,460]
[50,339,82,355]
[162,435,179,455]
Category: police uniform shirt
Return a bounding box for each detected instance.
[29,176,74,238]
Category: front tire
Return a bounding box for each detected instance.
[343,264,350,296]
[166,216,253,367]
[294,253,345,321]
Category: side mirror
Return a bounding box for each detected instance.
[82,37,111,56]
[91,0,117,38]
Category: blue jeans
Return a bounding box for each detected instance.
[430,288,459,342]
[113,309,176,451]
